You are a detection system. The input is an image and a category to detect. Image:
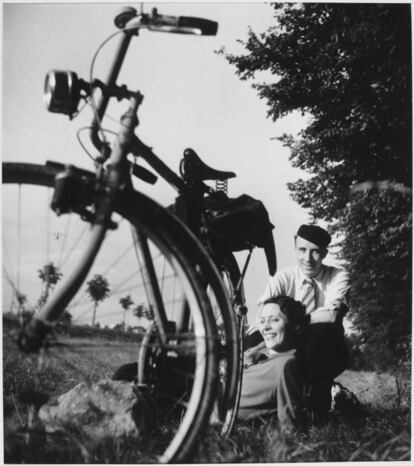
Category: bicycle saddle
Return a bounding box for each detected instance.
[180,148,236,182]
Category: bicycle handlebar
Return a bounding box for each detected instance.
[115,7,218,35]
[89,7,218,153]
[44,8,218,152]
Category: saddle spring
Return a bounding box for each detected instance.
[215,179,228,195]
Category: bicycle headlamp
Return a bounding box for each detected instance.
[44,70,82,117]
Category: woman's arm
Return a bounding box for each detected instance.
[243,341,267,367]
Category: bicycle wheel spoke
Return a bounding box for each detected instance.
[59,221,89,269]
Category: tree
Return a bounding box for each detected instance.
[119,294,134,328]
[16,291,27,316]
[60,310,73,326]
[133,304,145,320]
[112,322,124,332]
[86,274,110,326]
[336,188,411,371]
[222,3,411,369]
[38,262,63,307]
[133,304,154,321]
[12,291,33,324]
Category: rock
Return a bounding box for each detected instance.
[331,381,364,418]
[39,379,140,440]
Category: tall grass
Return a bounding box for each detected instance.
[197,407,410,462]
[3,316,411,463]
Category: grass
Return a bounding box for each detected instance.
[3,316,411,463]
[196,407,410,462]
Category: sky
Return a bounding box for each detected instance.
[2,2,339,325]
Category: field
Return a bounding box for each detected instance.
[3,317,411,463]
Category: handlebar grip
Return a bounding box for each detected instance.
[177,16,218,36]
[17,318,52,353]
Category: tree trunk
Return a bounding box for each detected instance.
[92,303,97,326]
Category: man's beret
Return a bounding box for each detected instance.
[296,224,331,249]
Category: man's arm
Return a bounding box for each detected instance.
[310,268,350,324]
[324,268,350,308]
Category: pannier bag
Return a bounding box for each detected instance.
[204,192,277,276]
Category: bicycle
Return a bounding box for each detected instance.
[3,6,276,463]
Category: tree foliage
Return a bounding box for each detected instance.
[119,295,133,311]
[86,274,110,326]
[222,3,411,368]
[16,292,27,315]
[133,304,154,321]
[339,189,411,370]
[120,294,134,328]
[60,310,73,326]
[38,262,63,288]
[38,262,63,307]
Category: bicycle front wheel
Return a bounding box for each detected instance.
[3,162,218,463]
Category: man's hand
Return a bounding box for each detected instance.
[309,308,337,324]
[244,341,267,366]
[309,300,347,324]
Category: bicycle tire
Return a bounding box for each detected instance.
[3,162,222,463]
[214,253,245,436]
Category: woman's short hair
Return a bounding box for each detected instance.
[261,296,307,335]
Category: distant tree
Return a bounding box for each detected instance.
[221,3,411,369]
[60,310,73,326]
[119,294,134,327]
[112,322,124,332]
[86,274,110,326]
[16,292,27,317]
[38,262,63,307]
[133,304,154,321]
[21,309,34,325]
[146,306,154,321]
[133,304,144,320]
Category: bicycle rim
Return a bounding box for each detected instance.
[3,162,218,464]
[208,253,245,436]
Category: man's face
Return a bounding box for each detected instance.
[295,236,327,278]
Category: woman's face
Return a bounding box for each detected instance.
[258,303,291,351]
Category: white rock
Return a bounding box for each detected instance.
[39,379,139,439]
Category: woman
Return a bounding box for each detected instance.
[238,296,307,430]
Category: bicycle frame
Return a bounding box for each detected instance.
[13,9,251,444]
[19,10,222,352]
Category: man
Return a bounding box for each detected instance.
[246,224,350,419]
